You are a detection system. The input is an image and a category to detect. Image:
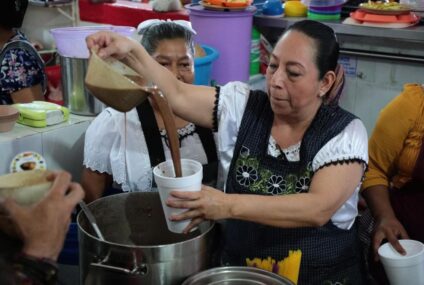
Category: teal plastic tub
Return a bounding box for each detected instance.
[194,45,219,86]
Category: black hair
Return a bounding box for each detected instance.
[0,0,29,29]
[140,22,195,56]
[285,20,339,79]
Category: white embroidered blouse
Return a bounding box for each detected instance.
[215,82,369,230]
[83,107,209,193]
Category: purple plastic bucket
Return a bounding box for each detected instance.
[50,25,135,59]
[186,4,256,85]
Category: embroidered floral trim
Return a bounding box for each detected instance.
[316,158,367,171]
[234,147,313,195]
[295,176,310,193]
[83,159,112,175]
[159,123,195,137]
[160,123,196,148]
[236,165,259,186]
[266,175,286,195]
[268,136,301,161]
[212,86,220,132]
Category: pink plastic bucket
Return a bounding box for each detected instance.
[186,4,256,85]
[50,25,135,59]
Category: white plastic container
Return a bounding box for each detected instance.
[378,239,424,285]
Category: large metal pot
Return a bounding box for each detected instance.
[182,266,295,285]
[77,192,216,285]
[60,56,105,116]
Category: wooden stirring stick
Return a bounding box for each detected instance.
[149,88,183,178]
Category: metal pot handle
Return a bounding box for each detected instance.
[90,262,149,275]
[90,252,149,276]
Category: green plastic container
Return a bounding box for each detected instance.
[250,26,261,76]
[307,11,340,20]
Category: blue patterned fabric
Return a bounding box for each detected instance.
[0,31,45,105]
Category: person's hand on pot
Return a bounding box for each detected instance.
[166,185,230,234]
[1,171,84,260]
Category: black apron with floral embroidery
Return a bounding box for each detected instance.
[222,90,365,285]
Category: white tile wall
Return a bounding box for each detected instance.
[340,56,424,135]
[0,132,43,175]
[0,115,93,182]
[41,120,91,182]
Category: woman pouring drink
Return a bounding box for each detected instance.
[82,20,218,202]
[86,20,368,284]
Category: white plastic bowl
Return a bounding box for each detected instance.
[50,25,135,58]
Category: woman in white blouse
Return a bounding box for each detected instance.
[86,20,368,284]
[81,20,218,202]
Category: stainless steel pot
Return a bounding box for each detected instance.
[60,56,105,116]
[182,266,295,285]
[77,192,216,285]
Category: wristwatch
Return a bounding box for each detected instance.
[14,253,58,285]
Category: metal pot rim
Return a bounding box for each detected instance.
[76,192,215,248]
[181,266,295,285]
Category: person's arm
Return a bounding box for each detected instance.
[87,31,216,128]
[169,161,364,231]
[362,185,408,258]
[2,171,84,260]
[81,168,112,203]
[1,171,84,284]
[362,88,420,257]
[10,84,44,103]
[168,119,368,232]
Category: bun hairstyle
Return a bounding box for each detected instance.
[0,0,29,29]
[285,20,343,105]
[138,21,196,56]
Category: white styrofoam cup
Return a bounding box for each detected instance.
[378,239,424,285]
[153,159,202,233]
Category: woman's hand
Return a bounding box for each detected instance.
[166,185,231,233]
[1,171,84,260]
[372,216,409,260]
[86,31,137,60]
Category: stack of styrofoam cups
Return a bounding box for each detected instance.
[153,159,203,234]
[378,239,424,285]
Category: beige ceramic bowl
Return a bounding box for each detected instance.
[0,170,52,206]
[0,105,19,132]
[85,52,152,112]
